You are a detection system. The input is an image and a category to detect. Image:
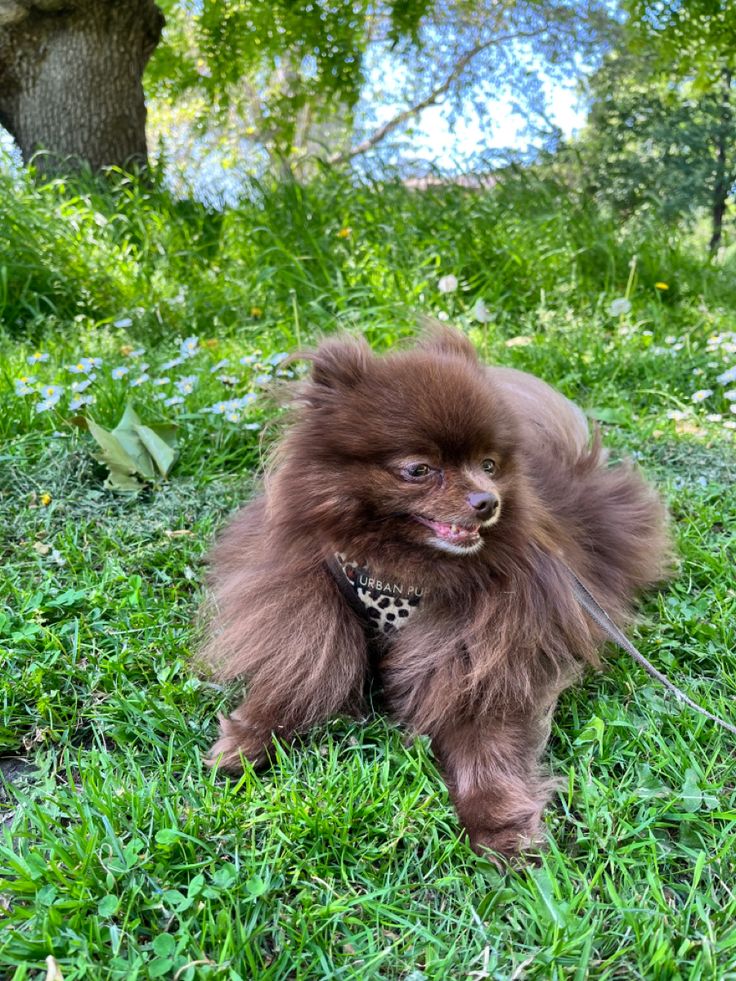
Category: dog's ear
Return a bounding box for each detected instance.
[416,319,479,363]
[301,334,371,391]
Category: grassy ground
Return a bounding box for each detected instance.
[1,168,736,979]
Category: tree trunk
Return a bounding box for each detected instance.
[0,0,164,174]
[709,68,733,256]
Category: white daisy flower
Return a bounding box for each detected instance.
[240,354,258,366]
[69,395,95,410]
[153,377,170,386]
[724,420,736,430]
[71,378,93,393]
[175,374,198,395]
[163,395,184,407]
[705,414,723,422]
[266,352,289,366]
[666,409,687,421]
[716,366,736,385]
[691,390,713,403]
[205,394,256,415]
[35,398,60,413]
[438,274,458,294]
[114,317,133,328]
[723,389,736,401]
[243,422,261,430]
[130,373,150,387]
[39,384,64,400]
[161,356,186,370]
[14,375,37,396]
[255,374,271,386]
[111,366,129,380]
[179,336,199,359]
[209,359,230,373]
[27,351,49,365]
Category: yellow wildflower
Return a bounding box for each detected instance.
[655,282,669,290]
[119,344,134,356]
[40,493,52,506]
[250,306,263,318]
[203,338,219,349]
[336,227,352,239]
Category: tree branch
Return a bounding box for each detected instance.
[327,28,543,165]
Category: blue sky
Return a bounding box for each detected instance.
[354,34,589,172]
[384,80,584,168]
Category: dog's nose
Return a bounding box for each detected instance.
[467,491,499,518]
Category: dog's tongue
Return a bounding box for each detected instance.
[418,517,480,544]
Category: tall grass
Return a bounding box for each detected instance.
[2,165,734,344]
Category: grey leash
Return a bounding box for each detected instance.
[564,565,736,737]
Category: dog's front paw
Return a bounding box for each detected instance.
[205,714,273,772]
[467,813,546,862]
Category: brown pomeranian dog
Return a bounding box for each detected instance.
[199,326,669,857]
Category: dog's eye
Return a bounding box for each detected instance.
[482,458,497,475]
[404,463,432,479]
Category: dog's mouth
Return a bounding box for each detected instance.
[412,514,482,549]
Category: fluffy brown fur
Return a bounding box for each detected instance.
[198,326,670,857]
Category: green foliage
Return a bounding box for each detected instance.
[624,0,736,81]
[148,0,433,156]
[573,49,736,223]
[76,403,178,493]
[1,169,736,977]
[566,4,736,248]
[146,0,615,169]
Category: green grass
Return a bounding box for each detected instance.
[1,165,736,979]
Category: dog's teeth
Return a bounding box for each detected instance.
[450,523,458,533]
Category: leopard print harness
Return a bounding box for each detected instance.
[325,553,425,638]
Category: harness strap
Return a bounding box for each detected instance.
[563,564,736,737]
[324,554,377,631]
